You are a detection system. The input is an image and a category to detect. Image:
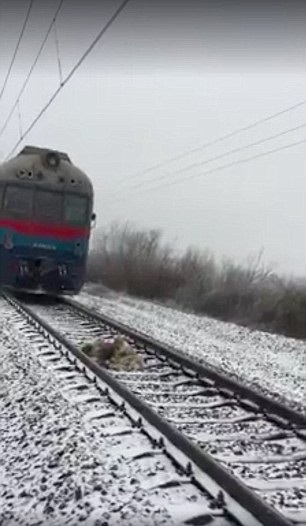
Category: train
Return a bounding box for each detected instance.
[0,145,95,296]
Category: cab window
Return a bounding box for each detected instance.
[4,185,33,218]
[34,190,62,222]
[0,186,4,209]
[64,194,88,226]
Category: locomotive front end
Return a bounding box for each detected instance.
[0,146,94,295]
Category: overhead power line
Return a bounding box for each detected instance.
[108,138,306,203]
[0,0,35,105]
[0,0,64,140]
[53,18,64,85]
[108,122,306,198]
[116,99,306,186]
[4,0,131,161]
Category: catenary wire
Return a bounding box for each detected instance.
[108,138,306,204]
[0,0,65,139]
[108,122,306,198]
[116,99,306,186]
[4,0,131,161]
[0,0,35,105]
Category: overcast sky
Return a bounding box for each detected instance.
[0,0,305,277]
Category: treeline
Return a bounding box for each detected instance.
[87,222,306,340]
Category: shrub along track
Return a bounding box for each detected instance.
[3,292,306,526]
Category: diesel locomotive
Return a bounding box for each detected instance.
[0,145,95,295]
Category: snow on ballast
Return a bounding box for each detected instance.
[0,296,241,526]
[10,294,306,526]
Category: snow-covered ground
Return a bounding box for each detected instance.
[77,285,306,413]
[0,298,214,526]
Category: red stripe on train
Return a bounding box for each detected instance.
[0,218,89,239]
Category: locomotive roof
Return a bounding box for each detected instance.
[18,145,72,163]
[0,146,93,196]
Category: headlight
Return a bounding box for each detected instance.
[3,233,13,249]
[44,151,60,169]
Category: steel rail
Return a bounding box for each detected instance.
[2,291,295,526]
[63,296,306,428]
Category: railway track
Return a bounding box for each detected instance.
[3,292,306,526]
[0,293,242,526]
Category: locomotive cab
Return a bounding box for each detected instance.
[0,146,94,295]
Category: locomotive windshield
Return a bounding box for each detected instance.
[64,194,88,226]
[1,185,89,226]
[4,185,33,218]
[34,190,62,222]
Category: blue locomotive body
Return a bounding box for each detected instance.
[0,146,95,295]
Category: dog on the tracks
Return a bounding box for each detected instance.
[81,336,144,371]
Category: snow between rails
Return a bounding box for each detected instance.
[77,286,306,413]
